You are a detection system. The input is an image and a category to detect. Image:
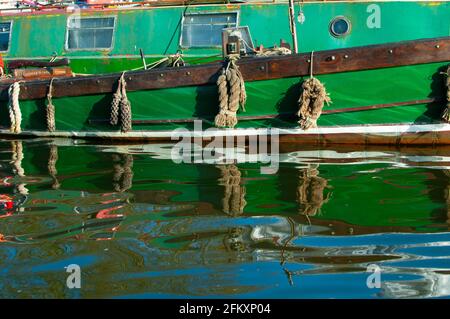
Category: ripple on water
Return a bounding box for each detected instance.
[0,140,449,298]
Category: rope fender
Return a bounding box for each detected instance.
[7,82,22,134]
[442,65,450,122]
[46,79,56,132]
[297,52,331,130]
[215,55,246,128]
[110,72,132,133]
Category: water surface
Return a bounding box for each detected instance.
[0,139,449,298]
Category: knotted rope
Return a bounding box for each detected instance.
[215,55,247,128]
[7,82,22,134]
[297,52,331,130]
[442,65,450,122]
[110,72,132,133]
[217,164,246,216]
[112,154,133,192]
[256,46,292,57]
[46,79,56,132]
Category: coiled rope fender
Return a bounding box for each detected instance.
[442,65,450,122]
[46,79,56,132]
[7,82,22,134]
[110,72,132,133]
[215,55,246,128]
[297,52,331,130]
[217,164,247,216]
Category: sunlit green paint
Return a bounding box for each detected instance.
[0,62,446,132]
[1,1,449,74]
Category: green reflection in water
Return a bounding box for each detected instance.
[0,140,449,298]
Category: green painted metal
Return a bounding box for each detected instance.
[1,1,449,74]
[0,62,447,132]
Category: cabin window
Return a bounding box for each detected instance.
[66,17,115,50]
[181,12,238,48]
[0,22,12,52]
[329,16,351,37]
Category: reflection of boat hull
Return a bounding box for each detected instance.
[3,140,448,233]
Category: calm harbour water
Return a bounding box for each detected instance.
[0,139,449,298]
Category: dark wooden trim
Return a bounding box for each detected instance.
[1,37,449,101]
[88,97,441,125]
[322,98,440,115]
[7,58,70,70]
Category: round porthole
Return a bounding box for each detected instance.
[330,16,351,37]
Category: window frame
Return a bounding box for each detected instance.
[0,20,13,53]
[179,11,240,49]
[329,16,352,38]
[65,15,117,52]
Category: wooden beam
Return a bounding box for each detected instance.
[87,97,441,125]
[1,37,449,101]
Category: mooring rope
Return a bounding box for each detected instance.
[46,78,56,132]
[7,82,22,134]
[256,46,292,57]
[217,164,247,216]
[215,55,247,128]
[442,65,450,122]
[110,72,132,133]
[297,51,331,130]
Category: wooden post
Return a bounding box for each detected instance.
[288,0,299,53]
[139,48,147,70]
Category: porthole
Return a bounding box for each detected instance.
[329,16,351,37]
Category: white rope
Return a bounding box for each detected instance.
[7,82,22,134]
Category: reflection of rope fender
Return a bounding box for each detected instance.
[217,164,247,216]
[442,65,450,122]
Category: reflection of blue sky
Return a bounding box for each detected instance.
[1,217,450,298]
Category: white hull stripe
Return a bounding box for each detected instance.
[0,123,449,139]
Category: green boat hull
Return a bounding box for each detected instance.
[0,61,449,141]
